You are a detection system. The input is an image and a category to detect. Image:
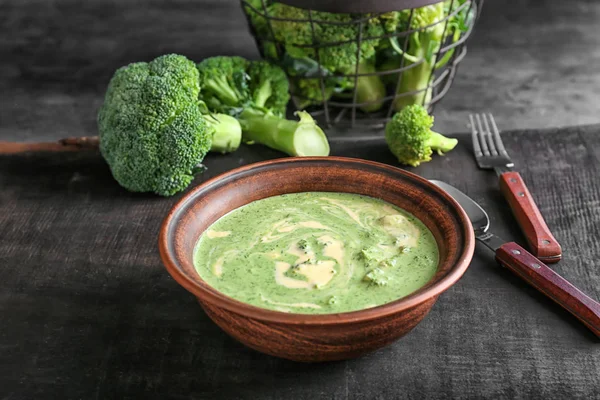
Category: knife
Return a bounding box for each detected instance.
[430,179,600,338]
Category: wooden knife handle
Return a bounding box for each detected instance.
[496,242,600,338]
[0,137,99,154]
[499,171,562,263]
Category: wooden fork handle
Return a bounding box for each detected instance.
[499,171,562,263]
[496,242,600,338]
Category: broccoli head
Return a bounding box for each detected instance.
[385,104,457,167]
[197,56,250,114]
[98,54,241,196]
[281,50,353,108]
[267,4,393,112]
[197,56,290,117]
[269,5,390,73]
[197,56,330,157]
[268,3,320,53]
[247,60,290,117]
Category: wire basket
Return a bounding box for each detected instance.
[241,0,483,128]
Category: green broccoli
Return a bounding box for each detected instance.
[247,60,290,116]
[385,104,457,167]
[281,51,353,108]
[239,110,330,157]
[98,54,242,196]
[297,238,311,251]
[197,56,330,157]
[387,0,475,110]
[205,111,242,154]
[292,78,335,109]
[360,246,386,264]
[363,268,388,286]
[243,0,280,60]
[267,4,392,112]
[196,55,250,113]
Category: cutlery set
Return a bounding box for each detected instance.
[432,113,600,337]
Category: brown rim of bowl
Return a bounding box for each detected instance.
[159,156,475,325]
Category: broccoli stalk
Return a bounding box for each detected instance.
[253,79,272,109]
[239,110,329,157]
[394,56,434,111]
[424,130,457,154]
[353,61,386,112]
[207,113,242,154]
[390,1,473,111]
[385,104,457,166]
[196,99,242,154]
[389,2,446,111]
[203,75,245,107]
[197,56,330,157]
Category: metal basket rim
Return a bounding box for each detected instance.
[270,0,447,14]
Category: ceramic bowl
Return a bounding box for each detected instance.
[159,157,474,362]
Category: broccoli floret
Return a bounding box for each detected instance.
[197,56,330,157]
[297,238,312,251]
[282,51,353,108]
[379,256,401,269]
[197,56,290,116]
[197,56,250,113]
[284,267,309,281]
[98,54,241,196]
[360,246,386,264]
[385,104,457,167]
[268,3,319,53]
[293,78,335,108]
[363,268,388,286]
[268,4,391,113]
[247,60,290,117]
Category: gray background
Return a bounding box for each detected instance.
[1,0,600,141]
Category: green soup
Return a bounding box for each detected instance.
[193,192,439,314]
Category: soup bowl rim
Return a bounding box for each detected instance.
[159,156,475,325]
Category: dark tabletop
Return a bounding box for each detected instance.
[1,126,599,399]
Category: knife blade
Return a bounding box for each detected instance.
[430,179,600,338]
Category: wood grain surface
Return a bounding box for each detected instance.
[2,0,600,143]
[495,242,600,337]
[1,126,599,399]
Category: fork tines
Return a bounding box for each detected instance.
[469,113,513,169]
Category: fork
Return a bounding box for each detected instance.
[469,113,562,263]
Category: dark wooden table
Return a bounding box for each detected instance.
[1,126,599,399]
